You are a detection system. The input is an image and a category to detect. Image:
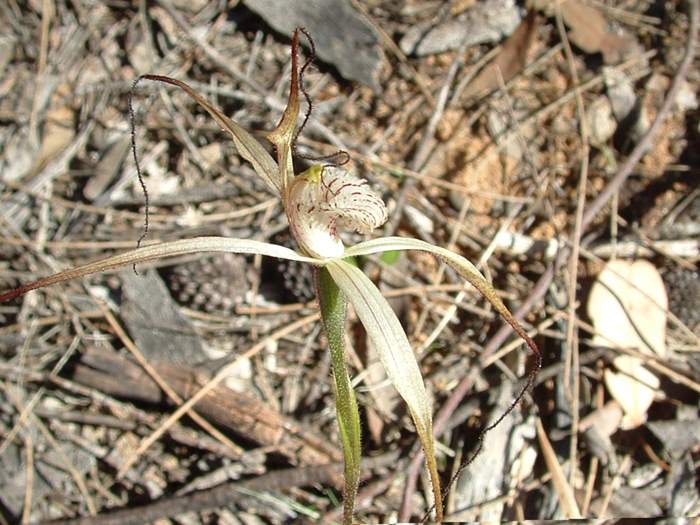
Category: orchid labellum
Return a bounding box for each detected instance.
[0,28,540,524]
[287,164,388,258]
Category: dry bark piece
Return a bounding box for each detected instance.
[243,0,384,89]
[74,347,342,466]
[400,0,521,56]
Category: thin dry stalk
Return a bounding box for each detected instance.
[555,3,590,491]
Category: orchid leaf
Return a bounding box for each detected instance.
[317,267,361,525]
[325,258,443,520]
[0,237,320,302]
[137,75,281,194]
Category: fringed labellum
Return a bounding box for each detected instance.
[286,165,388,258]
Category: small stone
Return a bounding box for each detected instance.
[400,0,521,56]
[604,66,636,122]
[675,80,698,112]
[587,96,617,145]
[243,0,384,89]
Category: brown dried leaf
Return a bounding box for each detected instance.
[588,260,668,428]
[36,103,75,170]
[462,11,538,101]
[558,0,638,64]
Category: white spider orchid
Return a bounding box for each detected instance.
[0,29,539,524]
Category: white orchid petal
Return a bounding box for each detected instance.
[320,167,388,234]
[0,237,323,301]
[286,166,387,258]
[325,259,432,432]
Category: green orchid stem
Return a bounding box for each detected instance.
[316,266,362,525]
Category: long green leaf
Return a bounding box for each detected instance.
[325,259,443,520]
[0,237,321,302]
[317,267,361,525]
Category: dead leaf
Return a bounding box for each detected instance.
[588,260,668,428]
[588,260,668,357]
[462,11,539,101]
[605,355,659,428]
[557,0,638,64]
[579,400,623,437]
[35,102,75,171]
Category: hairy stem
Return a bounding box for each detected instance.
[316,266,362,525]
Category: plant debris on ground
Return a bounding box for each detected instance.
[0,0,698,523]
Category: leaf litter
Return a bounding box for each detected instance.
[0,1,699,523]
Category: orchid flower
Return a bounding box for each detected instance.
[0,29,540,523]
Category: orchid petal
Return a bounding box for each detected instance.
[345,236,539,356]
[0,237,322,302]
[138,75,281,195]
[286,165,387,258]
[325,258,442,517]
